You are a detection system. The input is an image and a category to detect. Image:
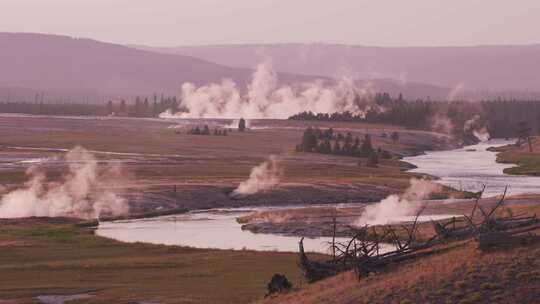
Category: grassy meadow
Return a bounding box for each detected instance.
[0,218,306,303]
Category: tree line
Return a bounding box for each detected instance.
[185,125,229,136]
[0,94,180,118]
[3,90,540,141]
[289,95,540,139]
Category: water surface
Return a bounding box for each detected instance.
[97,208,353,254]
[405,139,540,197]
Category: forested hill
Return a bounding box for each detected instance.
[0,33,315,103]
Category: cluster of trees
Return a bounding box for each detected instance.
[186,125,229,136]
[296,127,392,166]
[290,95,540,140]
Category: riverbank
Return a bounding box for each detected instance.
[238,194,540,240]
[491,137,540,176]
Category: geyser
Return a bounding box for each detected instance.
[230,155,282,198]
[160,58,377,119]
[356,178,442,226]
[0,146,129,219]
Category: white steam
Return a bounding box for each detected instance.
[0,146,129,219]
[356,179,442,226]
[231,155,282,197]
[446,83,465,102]
[160,59,375,119]
[464,114,490,142]
[430,110,454,135]
[473,129,490,142]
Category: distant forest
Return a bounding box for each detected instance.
[0,95,180,118]
[289,93,540,139]
[1,92,539,139]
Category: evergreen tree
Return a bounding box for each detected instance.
[238,118,246,132]
[302,127,318,152]
[516,121,533,152]
[361,134,374,156]
[367,151,379,167]
[353,137,360,151]
[343,132,353,155]
[391,131,400,143]
[107,100,113,114]
[333,140,341,154]
[120,99,127,113]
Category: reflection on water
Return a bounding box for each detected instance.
[97,208,454,253]
[405,139,540,197]
[97,209,353,254]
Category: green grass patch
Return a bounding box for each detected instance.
[0,219,304,303]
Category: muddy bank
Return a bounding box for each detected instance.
[238,196,540,238]
[122,182,394,216]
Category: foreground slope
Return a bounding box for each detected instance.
[263,204,540,304]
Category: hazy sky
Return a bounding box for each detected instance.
[2,0,540,47]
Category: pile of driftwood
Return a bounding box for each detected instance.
[298,186,540,283]
[299,208,440,282]
[435,186,540,250]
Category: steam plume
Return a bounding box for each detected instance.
[356,179,442,226]
[464,114,490,142]
[430,111,454,135]
[0,146,129,219]
[160,58,376,119]
[231,155,282,197]
[446,82,465,102]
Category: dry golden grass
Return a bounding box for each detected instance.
[0,115,455,213]
[262,203,540,304]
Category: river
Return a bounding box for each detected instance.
[96,139,540,253]
[405,139,540,197]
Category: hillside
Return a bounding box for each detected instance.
[263,203,540,304]
[0,33,314,103]
[137,43,540,97]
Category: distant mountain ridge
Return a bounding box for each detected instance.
[135,43,540,94]
[1,33,537,104]
[0,33,260,100]
[0,33,320,103]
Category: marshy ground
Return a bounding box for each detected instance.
[0,115,538,303]
[0,115,456,215]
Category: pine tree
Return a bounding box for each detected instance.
[516,121,533,152]
[302,127,318,152]
[391,131,400,143]
[238,118,246,132]
[361,134,374,156]
[333,140,341,155]
[367,151,379,167]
